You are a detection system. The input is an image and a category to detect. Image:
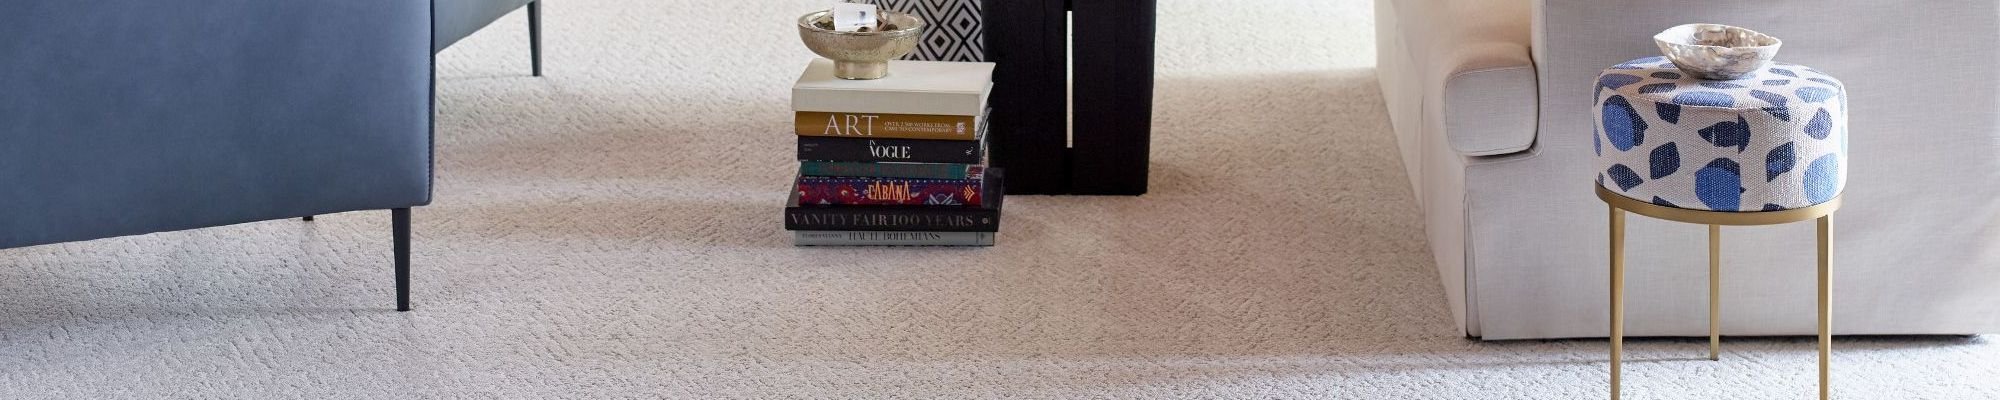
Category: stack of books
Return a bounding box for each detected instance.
[785,59,1004,246]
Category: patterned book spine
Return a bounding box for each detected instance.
[799,162,977,180]
[796,136,983,164]
[785,169,1003,232]
[797,168,986,207]
[793,231,996,246]
[796,112,978,141]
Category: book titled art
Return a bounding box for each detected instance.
[796,111,979,141]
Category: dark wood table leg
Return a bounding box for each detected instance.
[1071,0,1156,195]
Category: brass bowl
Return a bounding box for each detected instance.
[797,10,925,80]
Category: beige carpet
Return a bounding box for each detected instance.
[3,0,1997,398]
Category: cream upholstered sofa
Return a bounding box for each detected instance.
[1376,0,2000,340]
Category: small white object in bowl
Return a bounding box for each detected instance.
[1653,24,1782,80]
[832,2,880,32]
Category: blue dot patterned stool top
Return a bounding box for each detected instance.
[1593,56,1847,212]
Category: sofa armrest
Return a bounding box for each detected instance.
[0,1,434,249]
[1384,0,1540,157]
[1442,41,1539,156]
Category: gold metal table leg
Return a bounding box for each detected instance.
[1709,224,1721,361]
[1610,206,1627,400]
[1595,186,1843,399]
[1818,215,1832,400]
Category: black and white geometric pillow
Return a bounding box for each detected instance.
[859,0,985,62]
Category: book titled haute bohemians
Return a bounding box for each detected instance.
[794,231,996,246]
[797,166,987,207]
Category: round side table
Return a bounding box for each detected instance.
[1591,56,1848,400]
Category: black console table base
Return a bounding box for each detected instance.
[984,0,1156,195]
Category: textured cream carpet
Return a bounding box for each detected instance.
[3,0,1997,398]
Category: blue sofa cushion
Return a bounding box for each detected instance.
[435,0,536,52]
[0,0,434,249]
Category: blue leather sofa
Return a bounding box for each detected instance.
[0,1,539,311]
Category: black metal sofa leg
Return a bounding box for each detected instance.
[528,0,542,77]
[393,208,411,311]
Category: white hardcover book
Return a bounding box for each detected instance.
[791,59,994,116]
[793,231,996,246]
